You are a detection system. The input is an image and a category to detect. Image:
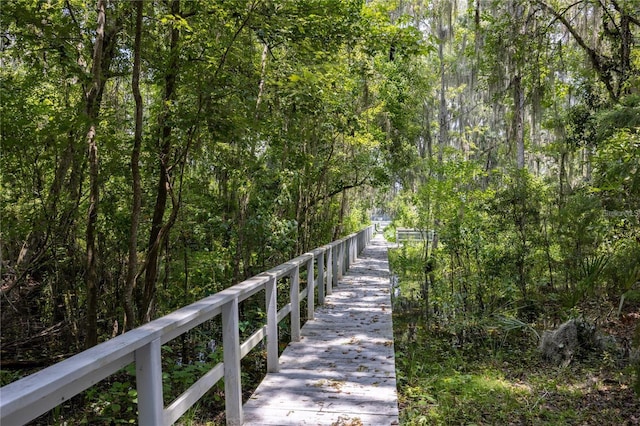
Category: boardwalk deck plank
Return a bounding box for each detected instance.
[243,236,398,425]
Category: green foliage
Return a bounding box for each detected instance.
[1,1,430,422]
[82,365,138,425]
[3,0,640,420]
[393,307,638,425]
[342,205,370,235]
[593,129,640,209]
[390,140,637,324]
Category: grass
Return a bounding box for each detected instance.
[394,310,639,425]
[389,246,639,425]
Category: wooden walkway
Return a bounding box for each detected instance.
[243,235,398,425]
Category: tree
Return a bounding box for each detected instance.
[535,0,640,102]
[124,0,144,332]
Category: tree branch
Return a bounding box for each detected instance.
[610,0,640,27]
[535,0,617,100]
[304,176,372,214]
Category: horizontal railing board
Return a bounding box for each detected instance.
[277,304,292,322]
[164,362,225,426]
[240,325,268,359]
[396,228,434,243]
[0,323,160,425]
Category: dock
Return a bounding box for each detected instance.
[242,236,399,425]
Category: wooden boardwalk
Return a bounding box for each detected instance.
[243,235,398,425]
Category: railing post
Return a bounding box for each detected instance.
[352,235,358,262]
[290,266,300,342]
[345,238,350,271]
[353,235,358,261]
[362,228,368,252]
[341,241,345,277]
[306,256,315,321]
[265,276,278,373]
[337,242,343,279]
[136,338,164,426]
[343,239,349,274]
[327,245,334,295]
[317,249,325,305]
[222,297,242,426]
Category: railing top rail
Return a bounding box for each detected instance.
[0,279,260,412]
[0,226,374,424]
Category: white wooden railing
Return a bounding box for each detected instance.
[0,226,374,426]
[395,228,434,244]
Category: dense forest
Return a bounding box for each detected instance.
[1,0,639,424]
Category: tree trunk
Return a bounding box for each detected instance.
[140,0,180,323]
[422,103,432,161]
[511,0,525,170]
[124,0,144,332]
[422,239,431,320]
[559,150,567,206]
[84,0,107,349]
[514,73,525,169]
[438,22,447,163]
[333,189,348,241]
[254,42,269,122]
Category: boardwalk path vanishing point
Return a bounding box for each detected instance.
[243,235,399,425]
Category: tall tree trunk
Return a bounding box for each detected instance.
[140,0,180,323]
[254,42,269,122]
[559,150,567,207]
[124,0,144,332]
[84,0,107,349]
[438,22,447,163]
[333,189,348,241]
[511,0,525,170]
[514,73,525,169]
[619,13,631,93]
[421,102,432,162]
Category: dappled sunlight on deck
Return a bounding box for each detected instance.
[242,236,399,425]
